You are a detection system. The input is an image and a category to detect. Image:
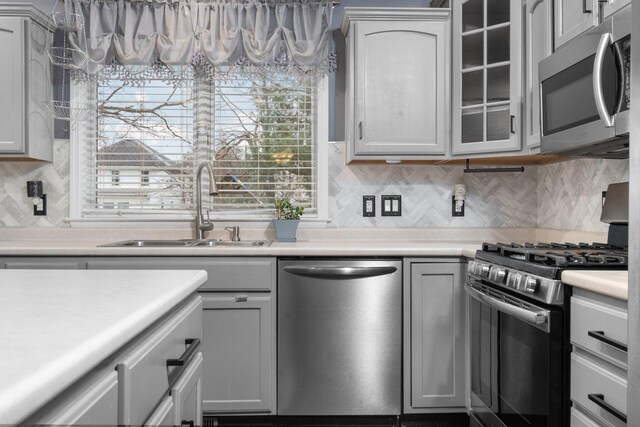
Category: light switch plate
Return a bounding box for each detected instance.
[381,195,401,216]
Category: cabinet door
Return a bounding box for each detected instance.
[201,294,275,414]
[554,0,598,50]
[351,16,449,158]
[524,0,553,149]
[2,257,86,269]
[404,262,466,411]
[0,17,25,153]
[452,0,522,155]
[172,352,203,427]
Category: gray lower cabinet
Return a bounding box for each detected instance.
[201,294,275,414]
[570,288,628,427]
[403,259,466,413]
[85,257,277,415]
[23,294,203,426]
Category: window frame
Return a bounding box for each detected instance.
[68,74,329,226]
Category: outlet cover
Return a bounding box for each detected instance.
[363,195,375,217]
[452,195,464,217]
[381,195,401,216]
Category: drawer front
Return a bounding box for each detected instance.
[172,352,203,427]
[118,296,203,426]
[571,407,604,427]
[87,257,276,292]
[571,295,628,367]
[571,353,627,427]
[144,396,174,427]
[27,371,118,425]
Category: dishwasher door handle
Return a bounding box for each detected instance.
[283,266,397,280]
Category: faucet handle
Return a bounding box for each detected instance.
[225,226,241,242]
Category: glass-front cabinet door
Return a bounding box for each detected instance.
[452,0,521,155]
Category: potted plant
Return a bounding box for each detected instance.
[273,197,304,242]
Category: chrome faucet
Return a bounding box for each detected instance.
[195,162,219,240]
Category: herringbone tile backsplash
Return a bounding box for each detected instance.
[0,141,628,232]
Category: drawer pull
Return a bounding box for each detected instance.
[236,295,248,302]
[587,330,627,352]
[167,338,201,367]
[181,421,195,427]
[588,394,627,422]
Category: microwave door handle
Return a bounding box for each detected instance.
[593,32,615,128]
[465,283,550,332]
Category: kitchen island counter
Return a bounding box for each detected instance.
[0,269,207,425]
[562,270,628,300]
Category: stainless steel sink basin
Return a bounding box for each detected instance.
[98,239,272,248]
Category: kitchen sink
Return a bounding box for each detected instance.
[98,239,272,248]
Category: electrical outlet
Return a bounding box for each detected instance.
[363,195,375,217]
[381,195,401,216]
[34,194,47,216]
[452,195,464,217]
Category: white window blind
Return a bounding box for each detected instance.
[80,68,318,219]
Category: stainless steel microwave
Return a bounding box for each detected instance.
[539,7,630,158]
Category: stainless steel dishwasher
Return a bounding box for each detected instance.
[277,259,402,416]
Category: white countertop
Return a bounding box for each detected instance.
[0,238,482,258]
[0,269,207,425]
[562,270,628,300]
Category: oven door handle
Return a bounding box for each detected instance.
[465,283,550,332]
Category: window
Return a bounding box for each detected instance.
[71,68,328,222]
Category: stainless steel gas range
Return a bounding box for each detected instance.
[466,242,628,427]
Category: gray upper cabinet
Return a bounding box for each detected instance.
[341,8,451,162]
[524,0,553,149]
[452,0,522,156]
[554,0,598,50]
[403,259,466,412]
[0,5,53,161]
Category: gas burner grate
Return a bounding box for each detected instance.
[479,242,629,269]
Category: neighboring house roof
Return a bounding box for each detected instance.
[97,139,174,168]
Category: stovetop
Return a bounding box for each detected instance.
[476,242,628,279]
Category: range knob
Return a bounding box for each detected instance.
[480,264,490,278]
[523,276,538,294]
[493,268,507,283]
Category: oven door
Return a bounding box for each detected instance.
[466,279,565,427]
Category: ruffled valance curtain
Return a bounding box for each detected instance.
[67,0,335,79]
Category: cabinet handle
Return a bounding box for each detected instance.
[235,295,248,302]
[587,330,627,352]
[181,421,195,427]
[358,121,363,140]
[510,115,516,134]
[167,338,200,367]
[588,394,627,422]
[583,0,592,13]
